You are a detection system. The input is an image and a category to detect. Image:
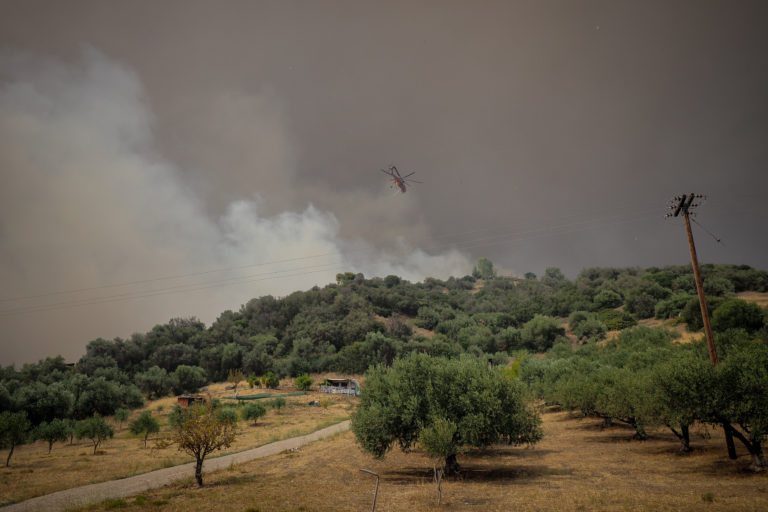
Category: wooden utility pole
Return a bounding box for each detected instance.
[670,194,718,364]
[667,193,736,458]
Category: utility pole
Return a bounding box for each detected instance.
[667,193,736,458]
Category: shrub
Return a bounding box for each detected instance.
[598,310,637,331]
[294,374,313,391]
[242,403,268,424]
[217,407,239,425]
[520,315,565,352]
[711,299,766,333]
[262,372,280,389]
[593,289,623,310]
[268,397,286,411]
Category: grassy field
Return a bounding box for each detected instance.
[70,407,768,512]
[0,379,354,505]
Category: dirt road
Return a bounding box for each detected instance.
[5,420,350,512]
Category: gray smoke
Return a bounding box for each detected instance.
[0,49,470,364]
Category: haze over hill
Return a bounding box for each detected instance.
[1,1,767,364]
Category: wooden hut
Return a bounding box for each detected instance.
[177,394,207,407]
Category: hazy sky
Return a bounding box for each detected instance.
[1,1,767,364]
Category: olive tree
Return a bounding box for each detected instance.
[709,341,768,471]
[351,353,542,474]
[650,348,713,452]
[130,411,160,448]
[32,418,72,453]
[75,415,115,454]
[0,411,30,466]
[241,402,267,425]
[156,403,237,486]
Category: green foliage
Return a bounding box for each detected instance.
[167,405,185,428]
[707,340,768,469]
[472,257,497,280]
[262,372,280,389]
[129,411,160,448]
[241,402,267,424]
[294,374,313,391]
[247,374,261,389]
[711,299,766,333]
[170,365,207,395]
[520,315,565,352]
[384,314,413,339]
[351,353,542,470]
[113,408,129,429]
[681,296,724,332]
[568,311,606,342]
[134,366,172,399]
[217,407,238,425]
[13,381,74,425]
[496,326,523,352]
[72,376,123,419]
[32,418,72,453]
[0,411,30,466]
[625,281,670,319]
[75,415,115,454]
[654,293,695,320]
[420,416,460,463]
[268,397,287,411]
[4,261,767,462]
[703,276,736,296]
[598,309,637,330]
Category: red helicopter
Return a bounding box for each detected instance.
[380,165,422,193]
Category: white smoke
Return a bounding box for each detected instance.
[0,49,470,364]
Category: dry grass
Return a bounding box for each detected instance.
[73,408,768,512]
[0,380,354,505]
[737,291,768,308]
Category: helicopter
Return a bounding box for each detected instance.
[380,165,422,193]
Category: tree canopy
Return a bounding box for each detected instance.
[351,353,542,473]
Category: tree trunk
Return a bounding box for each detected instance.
[726,425,767,472]
[632,421,648,441]
[680,424,690,453]
[48,441,53,454]
[723,422,737,459]
[750,441,766,472]
[5,444,14,467]
[444,454,461,476]
[195,456,204,486]
[667,424,691,452]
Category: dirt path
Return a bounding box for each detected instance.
[5,420,350,512]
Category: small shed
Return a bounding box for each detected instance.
[320,378,361,396]
[177,394,207,407]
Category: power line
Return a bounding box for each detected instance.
[0,251,339,303]
[0,206,661,316]
[691,217,724,246]
[0,262,348,317]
